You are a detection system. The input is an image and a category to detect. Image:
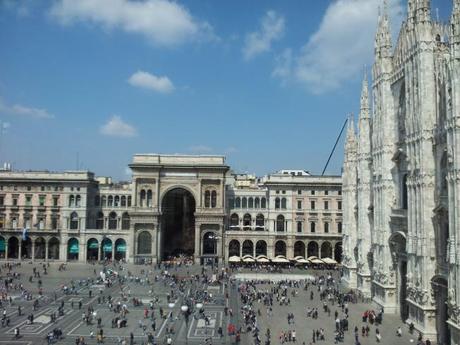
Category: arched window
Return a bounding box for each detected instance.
[69,195,75,207]
[108,195,113,207]
[294,241,305,258]
[69,212,79,230]
[114,195,120,207]
[76,195,81,207]
[242,197,247,208]
[101,196,107,207]
[310,222,316,233]
[140,190,146,207]
[121,196,126,207]
[211,191,217,208]
[230,214,239,227]
[147,190,153,207]
[243,213,252,228]
[275,240,286,256]
[108,212,117,230]
[229,240,240,257]
[127,196,132,207]
[242,240,254,256]
[254,198,260,209]
[276,215,285,232]
[137,231,152,254]
[321,242,333,258]
[95,195,100,206]
[248,197,254,208]
[203,232,217,255]
[205,190,211,208]
[235,197,241,208]
[96,212,104,229]
[256,214,264,229]
[255,240,267,256]
[121,212,130,230]
[275,197,280,209]
[281,198,287,209]
[261,197,267,208]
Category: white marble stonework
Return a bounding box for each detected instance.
[342,1,460,344]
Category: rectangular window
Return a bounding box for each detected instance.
[282,190,286,194]
[311,201,315,210]
[310,222,315,233]
[53,197,59,207]
[311,190,315,195]
[324,201,329,210]
[51,217,58,230]
[12,195,18,206]
[27,186,31,191]
[41,186,45,191]
[338,190,342,196]
[297,221,302,233]
[26,195,32,206]
[324,190,329,195]
[338,201,342,210]
[325,222,329,233]
[297,200,302,210]
[0,195,4,206]
[297,190,302,195]
[24,216,31,228]
[338,222,342,233]
[39,195,46,206]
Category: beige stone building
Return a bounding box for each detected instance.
[0,155,341,265]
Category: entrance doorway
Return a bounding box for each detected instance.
[399,260,408,320]
[432,276,450,345]
[161,188,195,260]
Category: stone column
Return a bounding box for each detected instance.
[45,241,49,261]
[18,242,22,260]
[194,223,201,264]
[4,242,8,260]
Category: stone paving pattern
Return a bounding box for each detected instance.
[0,262,432,345]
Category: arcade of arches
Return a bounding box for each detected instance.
[227,238,342,261]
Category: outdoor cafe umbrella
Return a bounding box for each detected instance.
[322,257,337,264]
[228,256,241,263]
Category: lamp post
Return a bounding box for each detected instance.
[181,305,189,345]
[168,302,175,323]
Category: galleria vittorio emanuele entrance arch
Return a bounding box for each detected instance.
[129,154,228,264]
[161,188,196,259]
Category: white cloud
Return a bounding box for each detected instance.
[0,98,54,119]
[128,70,174,93]
[243,10,285,60]
[273,0,403,93]
[188,145,213,154]
[100,115,137,137]
[272,48,293,85]
[225,146,238,154]
[49,0,215,47]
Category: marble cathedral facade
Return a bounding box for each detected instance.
[342,1,460,344]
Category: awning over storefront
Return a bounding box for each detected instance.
[103,243,112,252]
[116,244,126,252]
[69,239,79,253]
[88,241,98,249]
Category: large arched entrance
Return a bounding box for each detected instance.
[87,238,98,261]
[35,237,46,259]
[161,188,196,260]
[8,237,19,259]
[21,237,32,259]
[115,239,127,261]
[67,238,79,261]
[101,238,112,260]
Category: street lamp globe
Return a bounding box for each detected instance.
[181,305,189,313]
[196,302,203,310]
[168,302,175,309]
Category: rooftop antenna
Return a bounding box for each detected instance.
[76,152,79,171]
[321,117,348,176]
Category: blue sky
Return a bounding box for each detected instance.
[0,0,453,180]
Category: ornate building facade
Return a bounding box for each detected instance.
[342,1,460,344]
[0,155,342,266]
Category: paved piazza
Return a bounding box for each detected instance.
[0,262,432,345]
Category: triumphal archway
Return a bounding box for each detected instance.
[128,154,228,264]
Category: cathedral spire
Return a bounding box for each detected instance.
[375,0,392,58]
[346,114,356,145]
[452,0,460,57]
[359,69,370,118]
[414,0,431,23]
